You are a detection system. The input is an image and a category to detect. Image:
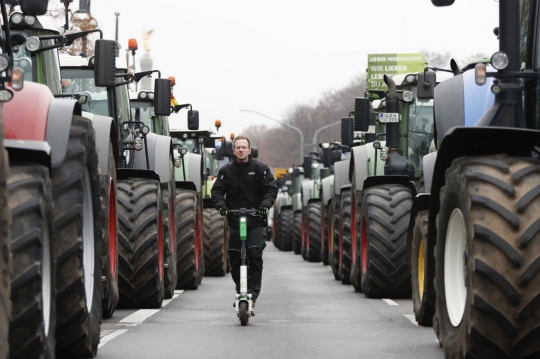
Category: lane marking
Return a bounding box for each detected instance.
[382,299,399,306]
[404,314,418,326]
[98,329,128,348]
[162,292,182,307]
[119,291,184,323]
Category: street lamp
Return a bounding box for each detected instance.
[240,109,305,164]
[312,120,341,151]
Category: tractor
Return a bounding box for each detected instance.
[403,0,540,357]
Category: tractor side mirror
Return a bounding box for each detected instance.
[302,156,312,179]
[341,117,354,147]
[251,146,259,159]
[354,98,372,132]
[417,72,436,100]
[224,141,233,157]
[322,147,332,168]
[20,0,49,15]
[188,110,199,130]
[153,78,171,116]
[94,39,116,87]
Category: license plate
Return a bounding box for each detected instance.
[379,113,400,123]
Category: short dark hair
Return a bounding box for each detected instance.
[233,136,250,148]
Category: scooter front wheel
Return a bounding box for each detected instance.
[239,301,248,326]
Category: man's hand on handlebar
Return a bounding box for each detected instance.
[257,206,269,216]
[217,207,228,216]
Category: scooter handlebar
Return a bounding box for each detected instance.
[229,208,259,216]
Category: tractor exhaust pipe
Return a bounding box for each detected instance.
[383,75,400,149]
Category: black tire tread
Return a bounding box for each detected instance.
[361,184,412,298]
[203,208,227,276]
[330,196,341,280]
[338,191,352,284]
[175,190,202,290]
[293,211,302,255]
[278,208,294,252]
[411,211,433,326]
[0,136,9,359]
[117,178,164,308]
[53,115,102,358]
[306,202,321,262]
[8,164,56,359]
[436,155,540,359]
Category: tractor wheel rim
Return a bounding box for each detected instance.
[108,178,117,277]
[418,237,425,300]
[43,216,52,336]
[361,217,367,274]
[158,210,164,280]
[82,168,95,312]
[445,208,467,327]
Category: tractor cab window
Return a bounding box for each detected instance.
[61,68,108,116]
[408,86,435,178]
[116,82,131,128]
[131,101,154,130]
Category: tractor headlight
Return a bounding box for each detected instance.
[139,91,147,99]
[380,148,388,161]
[491,51,509,70]
[0,88,14,102]
[134,137,143,151]
[475,63,487,86]
[148,92,154,100]
[373,140,381,150]
[10,13,24,25]
[26,36,40,52]
[180,147,188,155]
[402,90,414,102]
[0,54,9,73]
[25,15,36,26]
[405,74,415,83]
[141,125,150,135]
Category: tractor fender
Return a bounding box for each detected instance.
[3,82,52,142]
[339,183,352,196]
[153,135,173,186]
[132,132,157,172]
[425,126,540,294]
[405,193,430,268]
[173,152,202,193]
[422,151,437,193]
[349,145,369,192]
[203,197,215,209]
[320,175,334,208]
[5,139,51,170]
[362,175,417,197]
[275,193,290,214]
[91,115,118,177]
[301,180,312,207]
[333,159,350,196]
[307,198,321,205]
[292,192,302,212]
[117,168,160,182]
[176,181,197,192]
[45,98,82,168]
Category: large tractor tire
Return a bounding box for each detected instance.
[203,208,228,276]
[338,190,352,284]
[101,144,119,319]
[304,202,321,262]
[272,211,281,250]
[175,189,203,290]
[7,164,56,359]
[293,211,302,254]
[163,161,178,298]
[329,196,341,281]
[0,137,9,359]
[117,178,165,308]
[360,184,412,298]
[301,210,308,260]
[53,115,102,358]
[436,156,540,358]
[278,208,294,252]
[320,204,329,265]
[411,210,434,327]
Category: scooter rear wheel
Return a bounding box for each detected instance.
[239,301,248,326]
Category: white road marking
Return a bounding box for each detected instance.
[382,299,399,306]
[404,314,418,326]
[119,291,184,323]
[98,329,128,348]
[162,292,182,307]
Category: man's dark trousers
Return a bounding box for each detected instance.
[228,226,266,300]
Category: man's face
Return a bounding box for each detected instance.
[233,139,251,162]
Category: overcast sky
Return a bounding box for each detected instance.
[68,0,499,137]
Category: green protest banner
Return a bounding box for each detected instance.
[367,53,426,90]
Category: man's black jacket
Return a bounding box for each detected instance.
[211,156,278,229]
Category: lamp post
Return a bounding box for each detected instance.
[240,109,305,164]
[312,120,341,151]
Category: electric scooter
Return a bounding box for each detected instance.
[230,208,259,326]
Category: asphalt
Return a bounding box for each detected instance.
[97,244,444,359]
